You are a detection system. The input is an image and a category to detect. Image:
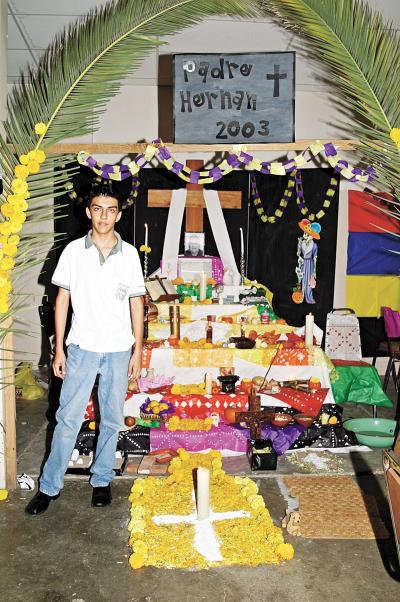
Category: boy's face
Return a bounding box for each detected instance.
[86,195,121,235]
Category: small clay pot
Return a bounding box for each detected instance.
[293,414,314,427]
[271,413,291,427]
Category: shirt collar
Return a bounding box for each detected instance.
[85,230,122,265]
[85,230,122,252]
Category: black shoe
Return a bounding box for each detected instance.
[25,491,60,516]
[91,484,112,507]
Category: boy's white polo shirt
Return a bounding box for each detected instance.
[52,232,146,352]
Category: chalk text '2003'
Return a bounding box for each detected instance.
[215,120,269,139]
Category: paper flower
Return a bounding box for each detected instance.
[390,128,400,144]
[34,122,47,135]
[11,179,28,195]
[27,160,40,174]
[14,164,30,179]
[276,542,295,561]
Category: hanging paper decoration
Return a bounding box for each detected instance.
[295,170,338,221]
[64,169,140,209]
[250,171,296,223]
[76,139,376,189]
[294,219,322,305]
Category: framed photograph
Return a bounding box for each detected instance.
[178,257,213,282]
[184,232,205,257]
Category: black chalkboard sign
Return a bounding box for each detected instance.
[173,52,295,144]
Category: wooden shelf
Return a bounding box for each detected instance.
[7,139,360,155]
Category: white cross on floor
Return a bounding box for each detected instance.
[152,492,250,562]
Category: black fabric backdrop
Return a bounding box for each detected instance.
[53,165,340,335]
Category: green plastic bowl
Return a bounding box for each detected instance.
[343,417,397,448]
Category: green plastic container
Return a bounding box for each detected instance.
[343,417,397,448]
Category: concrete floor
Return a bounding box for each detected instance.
[1,378,399,602]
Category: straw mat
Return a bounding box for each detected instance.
[284,476,389,539]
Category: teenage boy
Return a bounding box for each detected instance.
[26,186,145,515]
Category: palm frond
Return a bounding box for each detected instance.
[261,0,400,199]
[0,0,257,340]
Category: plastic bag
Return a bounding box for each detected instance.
[15,362,45,400]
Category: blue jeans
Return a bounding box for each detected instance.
[40,344,131,496]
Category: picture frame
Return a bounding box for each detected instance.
[184,231,205,257]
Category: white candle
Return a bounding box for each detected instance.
[305,313,314,347]
[144,223,148,248]
[204,372,212,395]
[239,227,244,256]
[197,467,210,520]
[199,271,207,301]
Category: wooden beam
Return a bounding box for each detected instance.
[7,139,361,155]
[3,319,16,490]
[148,189,241,209]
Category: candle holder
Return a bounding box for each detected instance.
[139,244,151,280]
[240,253,246,285]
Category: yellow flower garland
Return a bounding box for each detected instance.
[127,448,294,569]
[0,125,47,313]
[167,416,213,432]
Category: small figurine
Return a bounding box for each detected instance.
[295,219,321,304]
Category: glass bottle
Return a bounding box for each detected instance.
[206,319,213,344]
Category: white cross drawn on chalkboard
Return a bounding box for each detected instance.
[266,64,287,97]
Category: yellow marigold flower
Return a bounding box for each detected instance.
[32,149,46,164]
[19,154,29,165]
[27,160,40,174]
[132,540,148,556]
[34,122,47,135]
[1,203,14,218]
[8,234,20,245]
[248,494,265,510]
[129,552,145,570]
[0,257,14,270]
[0,300,9,314]
[14,164,30,179]
[130,506,146,519]
[165,474,176,485]
[127,518,145,533]
[14,199,28,212]
[0,281,12,295]
[177,448,190,461]
[241,478,258,494]
[128,533,143,546]
[0,222,13,235]
[2,243,18,257]
[11,211,26,225]
[0,271,10,287]
[139,244,146,252]
[11,179,28,195]
[389,128,400,144]
[9,222,23,234]
[276,542,295,561]
[0,489,8,501]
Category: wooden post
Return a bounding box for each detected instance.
[185,159,205,232]
[2,319,17,489]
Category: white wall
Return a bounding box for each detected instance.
[9,4,400,365]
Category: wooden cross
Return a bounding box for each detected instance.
[148,159,242,232]
[234,393,274,440]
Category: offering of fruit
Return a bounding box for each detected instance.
[124,416,136,427]
[140,397,174,421]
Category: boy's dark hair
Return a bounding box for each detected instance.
[87,183,123,211]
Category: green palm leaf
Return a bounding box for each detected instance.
[261,0,400,198]
[0,0,257,341]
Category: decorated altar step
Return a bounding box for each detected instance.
[150,422,305,455]
[125,387,331,419]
